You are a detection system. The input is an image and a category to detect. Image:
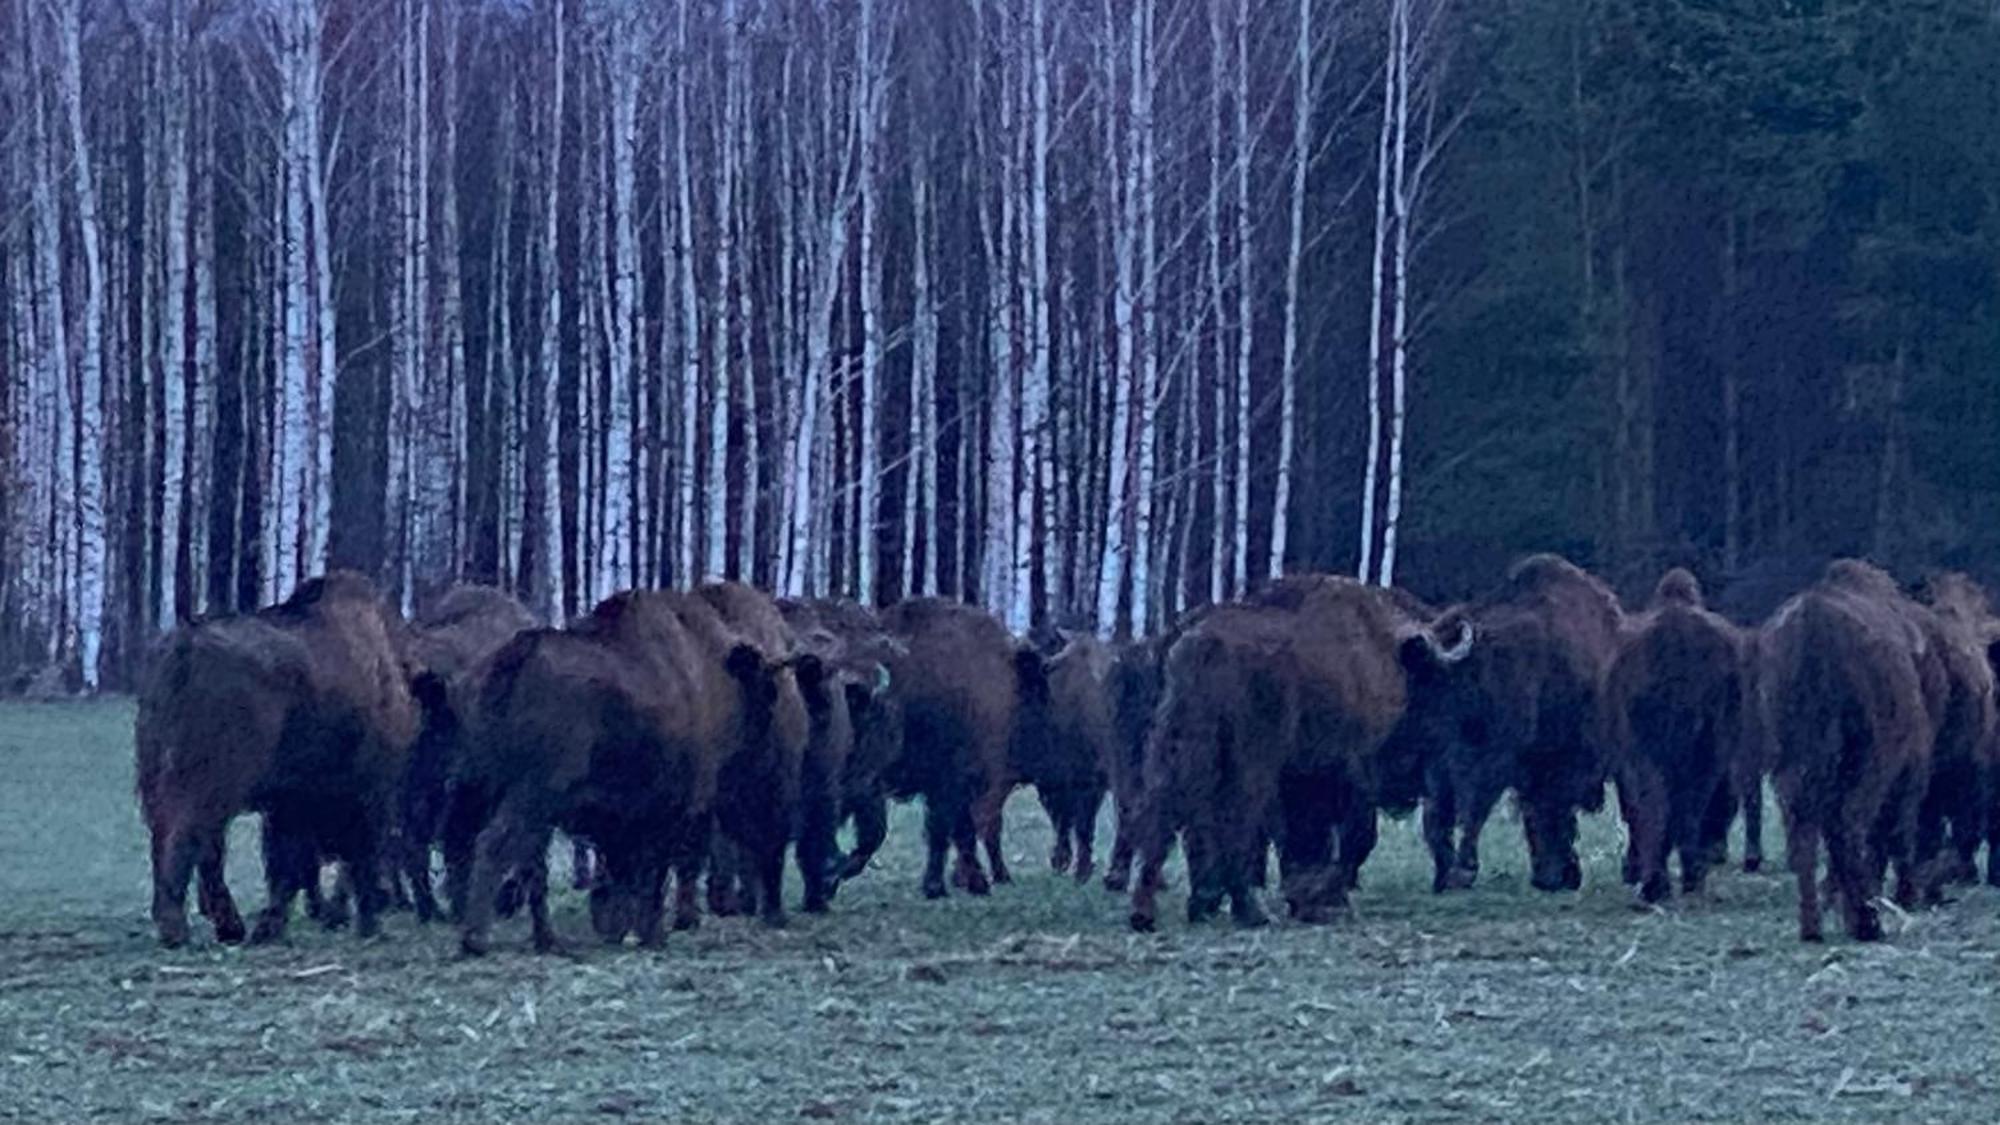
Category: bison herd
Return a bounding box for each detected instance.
[134,555,2000,955]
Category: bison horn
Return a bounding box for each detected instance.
[1425,619,1475,664]
[872,662,893,697]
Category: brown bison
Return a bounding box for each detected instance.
[776,597,905,889]
[1603,569,1749,903]
[1412,555,1624,894]
[135,572,420,948]
[1914,573,1998,890]
[1013,634,1118,883]
[1128,577,1474,931]
[1759,560,1936,942]
[395,585,537,921]
[877,598,1040,899]
[448,590,780,955]
[1100,635,1168,893]
[685,582,813,927]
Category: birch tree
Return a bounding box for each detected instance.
[534,0,566,622]
[1269,0,1310,583]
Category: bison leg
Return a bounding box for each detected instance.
[1040,787,1073,875]
[798,796,841,916]
[1618,770,1671,905]
[750,837,789,929]
[1071,786,1103,885]
[1128,816,1173,934]
[920,799,953,900]
[149,822,203,950]
[250,812,316,946]
[194,838,246,946]
[953,803,993,896]
[839,793,889,884]
[1825,818,1884,943]
[571,839,597,891]
[707,836,744,918]
[1334,805,1378,899]
[973,784,1012,886]
[1678,780,1730,897]
[1785,813,1825,942]
[1450,780,1504,890]
[1739,775,1766,873]
[522,842,560,954]
[1421,787,1461,894]
[671,817,709,933]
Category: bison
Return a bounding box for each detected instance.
[1100,635,1168,893]
[395,585,537,921]
[1759,560,1936,942]
[1128,577,1474,931]
[686,582,813,927]
[1411,554,1624,894]
[777,597,905,890]
[1013,634,1118,883]
[1603,569,1749,904]
[136,572,420,948]
[447,590,781,955]
[876,598,1040,899]
[1913,573,1998,891]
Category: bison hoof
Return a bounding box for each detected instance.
[1102,871,1129,894]
[672,912,700,933]
[213,917,247,946]
[355,914,382,942]
[1742,857,1762,874]
[457,932,491,958]
[921,877,948,900]
[1050,848,1072,873]
[532,933,565,956]
[248,916,288,946]
[1436,866,1477,893]
[1232,902,1270,930]
[1851,913,1884,943]
[1638,875,1671,905]
[1074,862,1095,885]
[155,919,191,950]
[760,911,789,930]
[1129,911,1157,934]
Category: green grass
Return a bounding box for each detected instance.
[1,699,1996,1122]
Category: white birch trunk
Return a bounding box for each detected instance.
[1270,0,1311,582]
[707,0,741,582]
[855,0,883,606]
[275,0,311,601]
[601,2,643,599]
[1207,0,1228,606]
[534,0,566,622]
[1359,0,1395,583]
[1378,0,1413,587]
[674,0,699,587]
[1232,0,1254,597]
[302,0,334,575]
[1022,0,1054,632]
[1093,0,1136,640]
[26,25,71,655]
[56,0,108,685]
[1127,0,1160,638]
[736,81,758,584]
[157,8,190,629]
[189,60,216,615]
[977,0,1017,622]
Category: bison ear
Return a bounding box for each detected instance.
[1014,647,1050,703]
[410,668,451,715]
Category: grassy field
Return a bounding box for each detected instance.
[1,700,1996,1122]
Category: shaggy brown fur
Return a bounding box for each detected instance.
[448,590,772,955]
[689,583,813,927]
[1414,554,1624,894]
[1100,636,1167,893]
[777,598,905,888]
[1129,577,1474,931]
[396,585,537,921]
[877,598,1034,900]
[1913,573,1998,890]
[1759,560,1935,942]
[1604,569,1748,903]
[135,572,419,948]
[1014,635,1117,883]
